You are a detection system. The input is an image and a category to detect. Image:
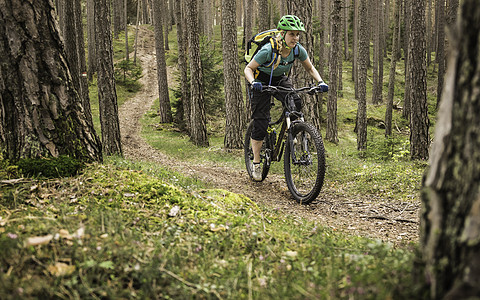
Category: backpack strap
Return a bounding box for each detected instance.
[262,38,280,68]
[278,44,300,66]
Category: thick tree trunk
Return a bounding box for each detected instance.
[153,0,173,123]
[421,2,480,298]
[408,0,429,160]
[257,0,269,31]
[357,0,368,150]
[222,0,245,149]
[0,0,102,162]
[185,0,209,146]
[326,0,341,144]
[95,0,123,156]
[371,0,381,105]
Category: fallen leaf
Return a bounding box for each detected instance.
[98,261,114,269]
[284,251,298,258]
[72,227,84,239]
[209,224,226,232]
[168,206,180,217]
[59,229,72,239]
[47,262,75,277]
[24,234,53,247]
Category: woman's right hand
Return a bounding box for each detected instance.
[252,82,263,91]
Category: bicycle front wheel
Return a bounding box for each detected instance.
[284,122,326,204]
[244,121,270,181]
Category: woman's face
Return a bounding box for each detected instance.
[284,30,300,48]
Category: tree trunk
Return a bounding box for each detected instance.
[133,0,141,64]
[243,0,253,126]
[427,0,432,66]
[0,0,102,162]
[87,0,96,80]
[222,0,245,149]
[353,0,359,99]
[153,0,173,123]
[185,0,209,146]
[408,0,429,160]
[163,0,170,51]
[371,0,381,105]
[125,0,129,60]
[436,0,446,107]
[288,0,321,131]
[74,0,93,126]
[357,0,368,150]
[95,0,123,156]
[403,0,412,120]
[385,0,400,137]
[326,0,341,144]
[257,0,269,31]
[174,0,190,132]
[420,2,480,299]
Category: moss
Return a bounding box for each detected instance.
[16,155,84,178]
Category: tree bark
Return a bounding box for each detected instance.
[222,0,245,149]
[436,0,446,107]
[257,0,269,31]
[243,0,253,126]
[357,0,368,150]
[124,0,129,60]
[95,0,123,156]
[174,0,190,132]
[385,0,400,137]
[0,0,102,162]
[185,0,209,146]
[403,0,412,120]
[371,0,381,105]
[326,0,341,144]
[153,0,173,123]
[87,0,96,80]
[408,0,429,160]
[420,2,480,298]
[288,0,321,131]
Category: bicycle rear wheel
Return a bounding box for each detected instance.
[284,122,325,204]
[244,121,270,181]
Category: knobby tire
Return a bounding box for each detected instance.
[284,122,326,204]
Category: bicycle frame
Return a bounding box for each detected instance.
[265,86,311,163]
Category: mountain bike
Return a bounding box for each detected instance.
[244,85,326,204]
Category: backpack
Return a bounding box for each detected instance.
[244,29,300,71]
[244,29,281,68]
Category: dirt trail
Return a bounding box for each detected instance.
[118,28,420,246]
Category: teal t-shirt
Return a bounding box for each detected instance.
[254,42,308,77]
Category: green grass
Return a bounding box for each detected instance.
[0,158,418,299]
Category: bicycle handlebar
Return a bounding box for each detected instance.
[260,85,325,95]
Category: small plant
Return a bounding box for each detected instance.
[0,151,19,179]
[114,59,142,92]
[16,155,84,178]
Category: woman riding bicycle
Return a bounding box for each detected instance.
[244,15,329,181]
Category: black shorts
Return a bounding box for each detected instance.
[250,72,301,141]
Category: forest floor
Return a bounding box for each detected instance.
[118,27,420,247]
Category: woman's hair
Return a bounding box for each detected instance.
[273,33,285,69]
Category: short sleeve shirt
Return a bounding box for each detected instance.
[254,42,308,77]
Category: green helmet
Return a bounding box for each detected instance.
[277,15,305,32]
